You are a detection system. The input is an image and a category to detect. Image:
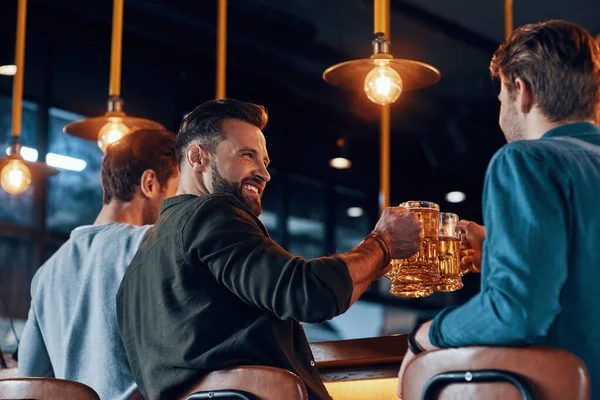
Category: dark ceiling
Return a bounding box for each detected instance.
[1,0,599,222]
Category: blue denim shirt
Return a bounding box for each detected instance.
[429,122,600,393]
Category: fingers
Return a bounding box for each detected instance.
[458,220,485,253]
[460,238,473,251]
[457,219,472,232]
[381,263,393,274]
[381,206,408,219]
[376,207,422,259]
[375,263,393,280]
[460,253,482,273]
[459,249,475,258]
[461,255,474,266]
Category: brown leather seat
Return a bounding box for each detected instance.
[180,365,309,400]
[0,367,19,380]
[400,346,590,400]
[0,377,100,399]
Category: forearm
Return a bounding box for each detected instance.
[338,235,388,305]
[348,279,372,307]
[429,288,533,348]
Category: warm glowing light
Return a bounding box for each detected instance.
[347,207,364,218]
[324,377,398,400]
[329,157,352,169]
[0,65,17,76]
[445,191,466,203]
[1,159,32,194]
[363,63,403,105]
[97,117,129,152]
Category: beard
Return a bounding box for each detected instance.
[210,163,262,217]
[499,100,526,142]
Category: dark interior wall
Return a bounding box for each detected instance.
[0,0,502,320]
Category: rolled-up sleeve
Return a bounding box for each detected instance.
[183,196,353,323]
[430,145,568,347]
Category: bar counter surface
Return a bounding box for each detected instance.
[311,335,407,399]
[1,338,407,399]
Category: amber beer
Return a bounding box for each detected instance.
[387,201,440,298]
[400,207,439,279]
[435,235,463,291]
[434,212,463,292]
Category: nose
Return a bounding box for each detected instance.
[256,161,271,183]
[258,165,271,183]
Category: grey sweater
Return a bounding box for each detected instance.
[19,223,151,400]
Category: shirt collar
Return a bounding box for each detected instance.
[158,193,270,237]
[541,122,600,139]
[160,194,197,215]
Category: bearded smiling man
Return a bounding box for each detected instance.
[204,117,267,217]
[117,98,423,400]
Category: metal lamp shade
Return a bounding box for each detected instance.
[323,58,441,92]
[63,111,166,142]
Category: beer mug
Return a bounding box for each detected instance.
[434,212,463,292]
[387,260,433,298]
[386,201,440,298]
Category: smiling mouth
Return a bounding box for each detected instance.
[243,183,261,197]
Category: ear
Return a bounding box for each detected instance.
[185,144,211,173]
[514,77,534,114]
[140,169,159,199]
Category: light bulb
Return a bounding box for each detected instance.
[329,157,352,169]
[97,117,130,152]
[347,207,364,218]
[1,159,32,195]
[445,191,466,203]
[0,65,17,76]
[363,63,403,105]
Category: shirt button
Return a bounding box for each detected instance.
[310,361,315,367]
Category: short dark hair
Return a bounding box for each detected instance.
[176,98,268,166]
[101,128,178,204]
[490,20,600,122]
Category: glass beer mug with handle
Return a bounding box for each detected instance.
[434,212,464,292]
[385,201,440,298]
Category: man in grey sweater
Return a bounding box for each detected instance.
[18,128,179,400]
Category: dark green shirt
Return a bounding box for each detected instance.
[117,193,353,400]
